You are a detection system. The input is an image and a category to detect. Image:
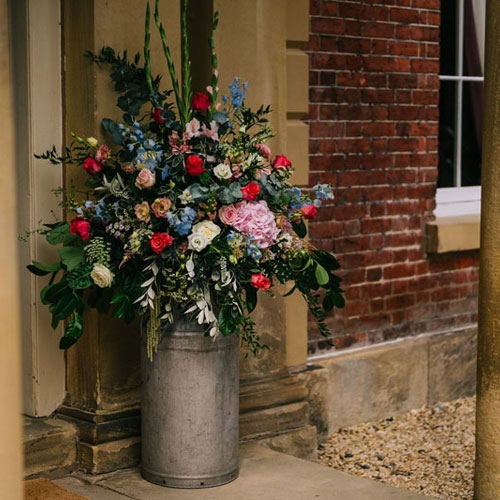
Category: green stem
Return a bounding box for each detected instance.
[144,3,155,100]
[154,0,185,126]
[207,11,219,122]
[181,0,192,125]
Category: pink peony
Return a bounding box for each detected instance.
[151,197,171,218]
[135,169,155,189]
[232,201,279,249]
[218,204,238,225]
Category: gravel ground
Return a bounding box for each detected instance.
[318,397,475,500]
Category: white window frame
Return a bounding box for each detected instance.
[437,0,483,217]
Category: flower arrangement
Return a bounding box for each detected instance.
[28,0,344,359]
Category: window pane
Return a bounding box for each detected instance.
[461,81,482,186]
[463,0,484,77]
[438,81,456,188]
[440,0,457,76]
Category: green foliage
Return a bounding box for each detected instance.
[58,246,85,271]
[59,312,83,349]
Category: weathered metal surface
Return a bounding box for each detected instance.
[141,317,239,488]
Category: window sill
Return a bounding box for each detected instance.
[426,214,480,254]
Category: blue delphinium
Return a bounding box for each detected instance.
[226,77,248,110]
[167,207,198,236]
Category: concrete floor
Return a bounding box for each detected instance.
[54,444,433,500]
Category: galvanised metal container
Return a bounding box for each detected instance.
[141,316,239,489]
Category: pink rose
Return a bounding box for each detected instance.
[95,144,110,164]
[151,197,171,218]
[135,201,150,223]
[232,200,279,249]
[218,204,238,225]
[135,169,155,189]
[256,143,272,161]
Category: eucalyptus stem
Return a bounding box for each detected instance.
[154,0,185,126]
[144,3,155,100]
[208,11,219,122]
[181,0,192,125]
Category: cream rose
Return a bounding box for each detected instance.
[213,163,233,180]
[191,220,221,243]
[187,232,209,252]
[135,168,156,189]
[90,264,114,288]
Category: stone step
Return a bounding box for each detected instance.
[56,443,432,499]
[24,416,78,478]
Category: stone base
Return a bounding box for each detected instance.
[23,417,77,478]
[247,425,318,461]
[79,437,141,475]
[304,325,477,434]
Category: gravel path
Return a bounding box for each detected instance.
[318,397,475,500]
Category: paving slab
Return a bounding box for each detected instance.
[62,444,433,500]
[54,477,131,499]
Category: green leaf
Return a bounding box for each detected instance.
[218,305,239,336]
[28,261,62,276]
[59,312,83,349]
[315,264,329,286]
[67,264,93,290]
[102,118,124,145]
[46,223,77,245]
[58,246,85,271]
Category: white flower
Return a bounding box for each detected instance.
[188,232,209,252]
[90,264,114,288]
[213,163,233,180]
[179,189,194,204]
[191,220,221,243]
[86,137,98,148]
[185,118,201,139]
[186,257,195,278]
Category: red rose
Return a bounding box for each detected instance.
[272,155,292,170]
[151,107,166,124]
[301,204,318,220]
[83,157,102,175]
[251,273,271,290]
[186,155,205,176]
[150,233,173,254]
[190,92,210,111]
[70,217,91,241]
[241,182,260,201]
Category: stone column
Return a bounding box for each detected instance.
[60,0,180,474]
[475,2,500,498]
[0,0,24,496]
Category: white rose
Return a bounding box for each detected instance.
[213,163,233,180]
[191,220,221,243]
[188,232,209,252]
[90,264,114,288]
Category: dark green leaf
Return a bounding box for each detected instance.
[245,286,258,313]
[59,312,83,349]
[67,264,93,290]
[293,220,307,238]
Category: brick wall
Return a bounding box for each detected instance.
[305,0,479,354]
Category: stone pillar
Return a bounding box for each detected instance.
[60,0,180,474]
[475,2,500,498]
[0,0,24,496]
[212,0,316,458]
